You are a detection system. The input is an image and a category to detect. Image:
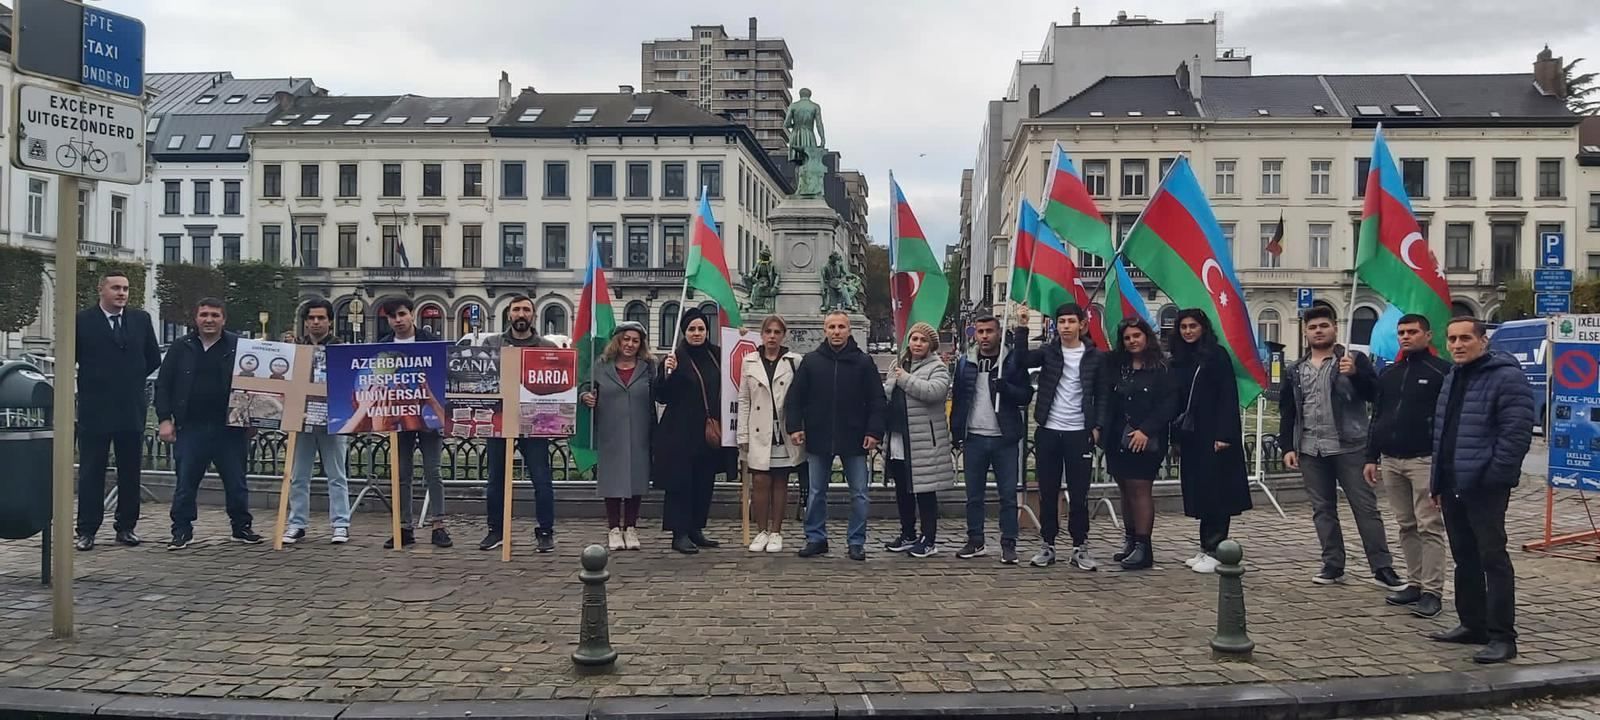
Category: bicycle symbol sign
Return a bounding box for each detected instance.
[12,83,144,185]
[57,138,110,173]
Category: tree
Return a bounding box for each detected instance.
[219,261,301,337]
[1502,275,1533,320]
[0,247,45,333]
[1566,57,1599,115]
[77,257,149,312]
[942,249,964,331]
[862,242,892,341]
[156,263,226,326]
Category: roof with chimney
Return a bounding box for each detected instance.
[150,75,322,160]
[252,95,500,131]
[494,89,740,131]
[1580,117,1600,166]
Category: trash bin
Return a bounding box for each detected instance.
[0,361,53,584]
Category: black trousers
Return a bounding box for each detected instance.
[1441,488,1517,642]
[888,459,939,542]
[1200,515,1231,553]
[1035,428,1093,547]
[76,429,145,536]
[662,451,719,533]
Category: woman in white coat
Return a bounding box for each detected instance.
[737,315,806,553]
[882,322,955,558]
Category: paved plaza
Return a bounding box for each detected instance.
[1,476,1598,713]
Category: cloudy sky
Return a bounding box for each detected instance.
[105,0,1598,254]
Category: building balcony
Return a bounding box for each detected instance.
[608,267,686,286]
[367,267,454,283]
[77,241,138,260]
[485,268,540,284]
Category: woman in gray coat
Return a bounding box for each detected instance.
[882,322,955,558]
[579,322,655,551]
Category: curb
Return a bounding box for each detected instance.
[2,661,1597,720]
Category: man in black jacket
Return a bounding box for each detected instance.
[1363,314,1452,618]
[478,295,560,553]
[785,311,886,562]
[74,270,162,550]
[378,298,452,549]
[1013,304,1103,570]
[155,298,257,549]
[950,312,1034,565]
[1428,317,1534,664]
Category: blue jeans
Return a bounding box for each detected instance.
[963,434,1020,545]
[804,453,869,547]
[485,438,555,536]
[170,423,251,535]
[288,431,351,531]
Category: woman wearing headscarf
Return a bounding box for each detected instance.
[1099,317,1178,570]
[580,322,656,552]
[881,322,955,558]
[736,315,806,553]
[1169,309,1253,574]
[654,307,723,554]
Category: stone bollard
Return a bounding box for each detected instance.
[572,544,618,669]
[1209,539,1255,660]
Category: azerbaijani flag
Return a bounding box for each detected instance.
[571,234,615,473]
[1101,256,1153,344]
[686,193,742,328]
[1357,126,1451,354]
[1121,156,1269,406]
[890,176,948,342]
[1042,142,1115,260]
[1013,199,1108,348]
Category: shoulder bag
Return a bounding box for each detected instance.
[686,354,721,448]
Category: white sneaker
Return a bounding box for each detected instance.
[749,531,771,552]
[1192,555,1220,574]
[765,533,783,553]
[608,528,625,551]
[330,528,349,544]
[281,528,305,545]
[623,527,641,550]
[1184,552,1206,567]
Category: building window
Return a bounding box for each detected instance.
[663,162,687,198]
[1260,159,1283,196]
[1309,160,1332,197]
[657,302,679,348]
[543,224,568,269]
[698,161,723,198]
[1401,158,1426,198]
[500,223,526,268]
[223,180,241,215]
[463,163,483,197]
[1447,159,1472,198]
[110,195,127,247]
[543,161,568,199]
[1491,222,1520,282]
[462,225,483,268]
[338,164,358,197]
[262,225,281,263]
[422,225,442,267]
[1259,222,1282,269]
[193,180,211,215]
[27,178,47,234]
[381,225,402,267]
[222,235,241,263]
[296,226,317,268]
[1591,193,1600,229]
[162,235,182,263]
[1214,160,1236,196]
[591,162,615,199]
[422,163,443,198]
[1217,222,1236,261]
[1445,223,1472,272]
[299,163,320,197]
[1538,159,1563,199]
[1309,223,1331,269]
[1159,157,1175,182]
[1493,159,1518,198]
[542,304,569,337]
[263,164,281,198]
[1084,160,1109,197]
[662,221,687,267]
[163,180,181,215]
[1120,159,1148,197]
[1589,253,1600,276]
[338,225,358,267]
[627,162,651,199]
[593,223,616,267]
[1257,308,1281,344]
[626,221,651,268]
[77,189,89,242]
[624,301,648,335]
[383,163,403,197]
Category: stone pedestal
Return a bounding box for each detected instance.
[767,196,865,349]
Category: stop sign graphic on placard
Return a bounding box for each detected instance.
[728,338,758,390]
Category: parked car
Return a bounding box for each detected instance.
[1489,318,1548,432]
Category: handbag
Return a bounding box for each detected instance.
[1121,423,1165,455]
[1173,366,1203,434]
[686,354,721,448]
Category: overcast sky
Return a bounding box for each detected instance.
[105,0,1599,255]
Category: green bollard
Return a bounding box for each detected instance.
[1209,539,1255,660]
[572,544,618,669]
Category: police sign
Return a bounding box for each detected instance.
[13,83,145,185]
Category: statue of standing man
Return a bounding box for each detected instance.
[784,88,827,198]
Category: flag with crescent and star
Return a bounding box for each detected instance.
[1357,126,1452,354]
[889,177,948,343]
[1012,199,1109,349]
[1120,156,1269,407]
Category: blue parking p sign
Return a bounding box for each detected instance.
[1543,231,1565,268]
[1297,288,1314,310]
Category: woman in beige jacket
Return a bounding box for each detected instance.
[737,315,806,553]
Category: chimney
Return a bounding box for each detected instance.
[497,71,512,111]
[1027,85,1041,118]
[1116,10,1128,23]
[619,84,634,94]
[749,16,757,41]
[1534,45,1567,98]
[1072,6,1081,25]
[1188,55,1203,100]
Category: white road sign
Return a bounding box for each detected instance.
[13,82,145,185]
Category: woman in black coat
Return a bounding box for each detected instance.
[1099,318,1178,570]
[1170,309,1253,575]
[654,308,723,555]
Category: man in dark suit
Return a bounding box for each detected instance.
[75,270,162,550]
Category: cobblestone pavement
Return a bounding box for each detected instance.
[1,479,1598,704]
[1375,694,1600,718]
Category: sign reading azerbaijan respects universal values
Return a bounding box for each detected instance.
[325,342,449,434]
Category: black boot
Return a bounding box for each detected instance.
[1120,536,1153,570]
[1113,531,1137,562]
[672,532,699,555]
[687,530,720,548]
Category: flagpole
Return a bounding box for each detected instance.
[889,171,902,347]
[1083,152,1186,307]
[669,185,710,355]
[587,230,600,457]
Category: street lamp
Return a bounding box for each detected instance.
[348,298,366,343]
[258,310,270,339]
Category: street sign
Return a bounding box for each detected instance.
[12,0,145,99]
[81,5,147,97]
[1296,288,1314,310]
[1542,231,1566,269]
[13,83,145,185]
[1547,315,1600,492]
[1537,293,1572,316]
[1534,269,1574,293]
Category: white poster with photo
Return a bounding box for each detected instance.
[719,327,758,448]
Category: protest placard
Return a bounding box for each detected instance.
[512,348,577,437]
[228,339,312,431]
[325,342,449,434]
[446,344,504,439]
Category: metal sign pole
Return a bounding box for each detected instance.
[51,176,78,639]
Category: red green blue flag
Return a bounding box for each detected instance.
[686,194,742,328]
[890,177,948,342]
[571,234,615,472]
[1101,256,1153,344]
[1357,126,1451,354]
[1014,199,1109,349]
[1042,142,1115,260]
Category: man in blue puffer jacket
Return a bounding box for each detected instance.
[1428,317,1534,665]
